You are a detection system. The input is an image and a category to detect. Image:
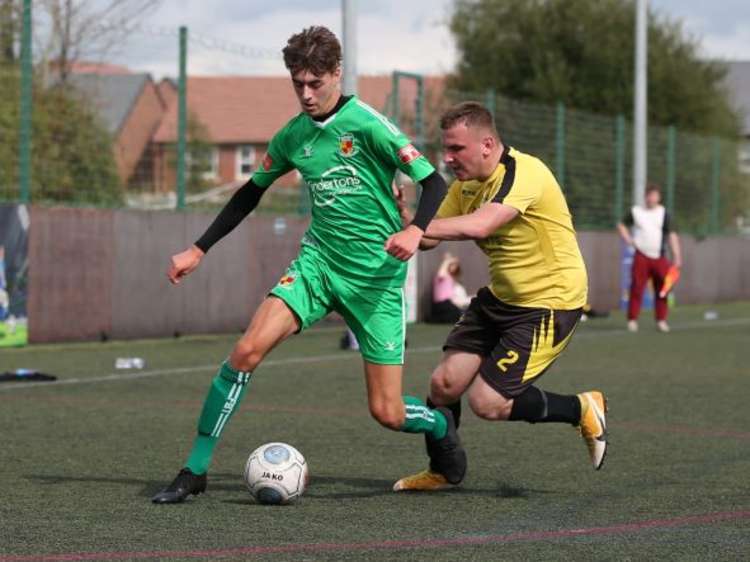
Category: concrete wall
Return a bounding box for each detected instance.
[28,208,309,343]
[28,208,114,342]
[27,207,750,343]
[677,235,750,304]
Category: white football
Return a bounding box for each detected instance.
[244,442,308,505]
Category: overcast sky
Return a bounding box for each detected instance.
[85,0,750,78]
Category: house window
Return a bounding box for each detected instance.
[207,147,219,179]
[236,144,256,179]
[186,146,218,180]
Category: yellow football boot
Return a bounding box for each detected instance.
[393,469,454,492]
[577,391,608,470]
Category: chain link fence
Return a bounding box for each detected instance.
[418,88,748,235]
[1,12,747,234]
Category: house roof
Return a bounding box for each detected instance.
[152,75,446,144]
[67,73,152,134]
[157,78,178,110]
[68,61,134,75]
[724,61,750,136]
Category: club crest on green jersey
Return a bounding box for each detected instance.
[338,133,358,157]
[278,273,296,288]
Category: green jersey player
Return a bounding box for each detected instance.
[152,26,466,503]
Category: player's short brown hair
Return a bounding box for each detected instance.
[440,101,498,138]
[646,183,662,194]
[282,26,342,76]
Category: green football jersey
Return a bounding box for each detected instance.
[252,96,435,287]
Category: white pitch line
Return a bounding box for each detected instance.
[1,317,747,393]
[0,347,443,392]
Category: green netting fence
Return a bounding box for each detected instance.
[0,8,747,235]
[424,88,748,235]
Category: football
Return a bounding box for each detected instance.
[244,442,309,505]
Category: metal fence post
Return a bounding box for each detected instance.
[176,26,188,210]
[415,74,424,152]
[18,0,32,203]
[390,72,400,126]
[555,102,566,187]
[614,115,626,225]
[710,137,721,233]
[485,88,496,121]
[665,126,676,217]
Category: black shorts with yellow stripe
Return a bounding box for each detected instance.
[444,287,582,399]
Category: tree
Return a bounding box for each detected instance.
[38,0,163,83]
[0,0,19,64]
[185,115,216,195]
[165,115,216,195]
[0,69,121,205]
[449,0,739,136]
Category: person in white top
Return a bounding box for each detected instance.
[617,184,682,333]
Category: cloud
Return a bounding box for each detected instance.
[93,0,749,80]
[99,0,456,78]
[651,0,750,59]
[700,27,750,61]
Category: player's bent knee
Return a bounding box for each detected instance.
[230,341,265,372]
[468,397,498,420]
[430,370,462,403]
[369,404,405,431]
[468,388,511,421]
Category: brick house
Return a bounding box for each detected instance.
[67,67,169,187]
[150,75,445,192]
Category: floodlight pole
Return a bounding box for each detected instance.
[633,0,648,207]
[177,26,187,210]
[18,0,32,203]
[342,0,358,95]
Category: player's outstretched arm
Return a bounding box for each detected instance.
[385,171,447,261]
[391,181,440,251]
[425,202,518,241]
[167,179,268,285]
[194,179,268,253]
[167,245,204,284]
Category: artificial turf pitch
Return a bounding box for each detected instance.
[1,302,748,561]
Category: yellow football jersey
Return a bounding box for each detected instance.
[437,146,587,309]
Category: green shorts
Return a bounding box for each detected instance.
[269,246,406,365]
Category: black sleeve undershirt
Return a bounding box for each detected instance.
[194,179,268,253]
[411,171,448,231]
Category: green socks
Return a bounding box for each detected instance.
[184,374,444,474]
[400,395,448,440]
[185,361,251,475]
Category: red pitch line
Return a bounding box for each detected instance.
[2,511,749,561]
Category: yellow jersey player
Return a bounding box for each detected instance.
[393,101,608,491]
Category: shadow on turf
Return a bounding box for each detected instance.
[26,472,246,498]
[225,475,549,503]
[27,473,549,501]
